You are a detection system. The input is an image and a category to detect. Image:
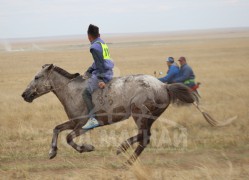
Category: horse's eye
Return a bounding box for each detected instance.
[35,76,39,80]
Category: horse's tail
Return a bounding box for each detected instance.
[166,83,236,127]
[166,83,198,105]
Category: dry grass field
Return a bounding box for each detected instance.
[0,28,249,179]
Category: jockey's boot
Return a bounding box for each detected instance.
[82,117,99,130]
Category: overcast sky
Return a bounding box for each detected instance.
[0,0,249,39]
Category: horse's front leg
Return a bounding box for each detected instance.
[66,128,95,153]
[49,119,79,159]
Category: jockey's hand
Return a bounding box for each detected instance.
[98,82,106,89]
[81,72,91,79]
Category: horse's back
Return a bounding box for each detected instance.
[92,74,168,111]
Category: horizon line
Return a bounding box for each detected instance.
[1,26,249,41]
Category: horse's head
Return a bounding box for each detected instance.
[22,64,54,103]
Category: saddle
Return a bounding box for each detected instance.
[191,82,201,91]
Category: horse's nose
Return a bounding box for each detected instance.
[21,92,26,98]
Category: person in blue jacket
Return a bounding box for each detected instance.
[173,56,196,88]
[82,24,114,130]
[158,57,179,84]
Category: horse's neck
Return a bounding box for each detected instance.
[51,73,86,119]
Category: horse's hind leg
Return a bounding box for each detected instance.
[49,119,80,159]
[116,134,143,155]
[66,128,95,153]
[124,129,151,165]
[126,118,155,165]
[126,107,166,164]
[117,104,153,155]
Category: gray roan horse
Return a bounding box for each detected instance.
[21,64,221,164]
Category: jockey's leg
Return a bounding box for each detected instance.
[82,76,99,117]
[82,77,100,129]
[82,88,94,116]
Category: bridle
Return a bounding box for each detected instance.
[34,66,79,96]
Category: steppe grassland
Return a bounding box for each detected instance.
[0,29,249,179]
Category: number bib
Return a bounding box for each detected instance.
[96,41,111,60]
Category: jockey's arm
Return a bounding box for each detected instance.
[159,72,173,83]
[90,48,105,82]
[158,66,178,83]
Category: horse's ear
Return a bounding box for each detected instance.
[42,64,54,70]
[47,64,54,70]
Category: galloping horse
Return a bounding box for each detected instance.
[22,64,218,164]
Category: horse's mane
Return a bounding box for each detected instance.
[43,64,80,79]
[54,66,80,79]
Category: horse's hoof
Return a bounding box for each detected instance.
[49,150,57,159]
[85,144,95,152]
[78,144,95,153]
